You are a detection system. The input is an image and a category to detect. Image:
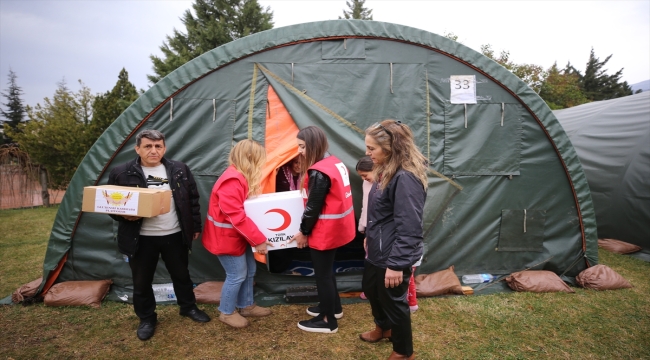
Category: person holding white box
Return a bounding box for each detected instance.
[290,126,356,334]
[202,140,274,329]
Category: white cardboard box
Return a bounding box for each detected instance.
[244,190,304,251]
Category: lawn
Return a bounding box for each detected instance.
[1,206,649,359]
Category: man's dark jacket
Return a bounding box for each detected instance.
[366,169,426,271]
[107,157,202,257]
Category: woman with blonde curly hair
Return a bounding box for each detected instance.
[360,120,427,360]
[202,139,273,328]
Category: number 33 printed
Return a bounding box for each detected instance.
[454,79,471,89]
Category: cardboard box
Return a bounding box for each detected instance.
[244,190,305,251]
[82,185,171,218]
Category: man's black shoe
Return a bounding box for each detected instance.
[137,321,156,341]
[180,308,211,323]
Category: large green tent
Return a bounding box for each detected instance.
[554,92,650,260]
[22,20,597,303]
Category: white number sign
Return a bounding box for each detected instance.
[450,75,477,104]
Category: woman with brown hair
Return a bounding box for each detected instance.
[360,120,428,360]
[290,126,356,333]
[202,139,274,329]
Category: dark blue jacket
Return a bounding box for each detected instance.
[365,169,426,270]
[107,157,202,257]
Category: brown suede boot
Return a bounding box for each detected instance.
[387,350,415,360]
[239,304,272,317]
[359,325,392,343]
[218,312,250,328]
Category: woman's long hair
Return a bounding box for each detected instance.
[365,119,428,190]
[229,139,266,197]
[296,126,329,190]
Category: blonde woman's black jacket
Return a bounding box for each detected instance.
[366,169,426,271]
[107,157,202,257]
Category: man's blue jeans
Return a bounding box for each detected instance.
[217,246,256,314]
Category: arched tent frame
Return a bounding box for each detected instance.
[38,20,597,299]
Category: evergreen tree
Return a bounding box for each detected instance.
[88,68,139,147]
[0,69,26,144]
[539,62,589,110]
[6,80,94,189]
[148,0,273,84]
[567,48,633,101]
[339,0,373,20]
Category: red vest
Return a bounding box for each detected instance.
[304,156,356,251]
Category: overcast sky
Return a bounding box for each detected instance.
[1,0,648,107]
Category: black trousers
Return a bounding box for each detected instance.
[310,247,342,330]
[128,232,197,323]
[362,260,413,356]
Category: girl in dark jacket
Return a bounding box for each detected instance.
[360,120,428,360]
[290,126,356,333]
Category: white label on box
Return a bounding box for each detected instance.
[152,283,176,302]
[334,162,350,187]
[95,188,140,215]
[244,190,305,251]
[450,75,477,104]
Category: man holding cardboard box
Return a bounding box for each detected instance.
[107,129,209,341]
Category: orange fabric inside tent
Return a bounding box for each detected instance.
[260,85,300,193]
[255,85,300,263]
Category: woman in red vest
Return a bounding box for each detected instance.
[290,126,356,333]
[202,140,273,329]
[360,120,427,360]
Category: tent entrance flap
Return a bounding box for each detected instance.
[260,85,300,194]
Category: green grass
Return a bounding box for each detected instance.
[1,207,649,359]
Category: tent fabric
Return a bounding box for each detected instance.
[34,20,597,301]
[554,92,650,251]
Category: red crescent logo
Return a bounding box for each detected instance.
[265,208,291,231]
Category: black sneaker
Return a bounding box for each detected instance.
[306,306,343,319]
[136,320,156,341]
[297,317,338,333]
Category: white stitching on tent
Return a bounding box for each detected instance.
[524,209,527,233]
[390,63,393,94]
[464,103,467,128]
[169,98,173,122]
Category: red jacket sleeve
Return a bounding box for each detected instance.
[217,178,267,247]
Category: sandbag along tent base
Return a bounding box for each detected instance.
[20,20,597,304]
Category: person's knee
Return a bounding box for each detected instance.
[226,270,247,284]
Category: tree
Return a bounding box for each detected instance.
[87,68,139,147]
[539,62,589,110]
[148,0,273,84]
[566,48,632,101]
[6,79,94,189]
[480,44,546,93]
[0,69,26,144]
[443,32,460,43]
[339,0,373,20]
